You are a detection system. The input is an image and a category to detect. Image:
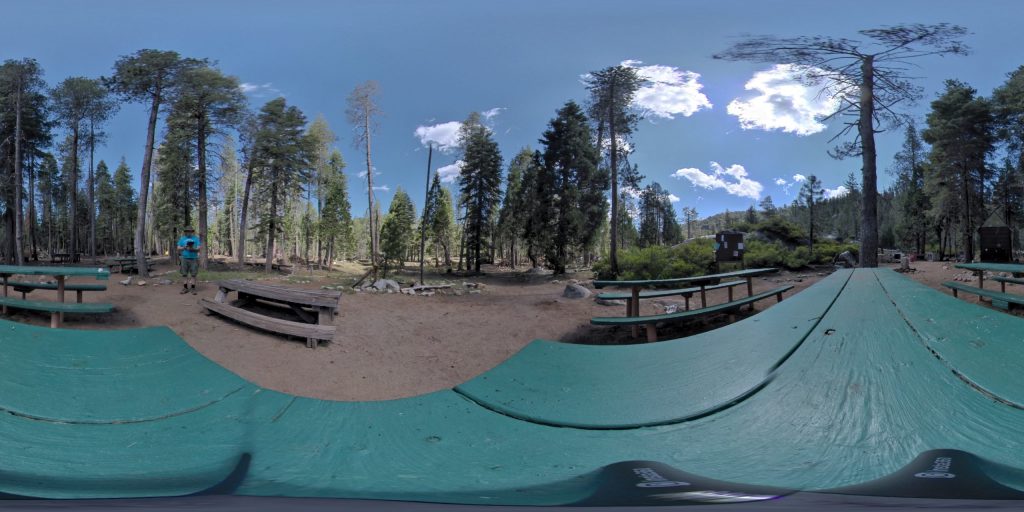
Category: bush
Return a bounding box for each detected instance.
[594,240,716,280]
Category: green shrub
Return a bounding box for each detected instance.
[594,240,716,280]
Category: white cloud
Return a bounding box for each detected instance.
[668,193,681,203]
[481,107,505,120]
[358,169,382,179]
[774,178,787,186]
[371,185,390,192]
[623,60,713,119]
[824,185,849,199]
[792,174,807,183]
[414,121,462,153]
[239,82,281,97]
[436,160,464,183]
[726,64,844,135]
[671,162,763,200]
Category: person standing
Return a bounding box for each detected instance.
[177,226,201,295]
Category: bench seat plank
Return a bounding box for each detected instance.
[201,298,335,343]
[8,281,108,292]
[0,296,113,328]
[218,279,341,310]
[592,285,794,341]
[595,280,745,301]
[941,281,1024,310]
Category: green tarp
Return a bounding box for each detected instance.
[2,269,1024,504]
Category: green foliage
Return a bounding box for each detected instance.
[458,112,503,273]
[594,240,715,280]
[379,188,416,274]
[319,150,354,262]
[539,101,607,273]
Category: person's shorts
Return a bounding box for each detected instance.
[180,258,199,277]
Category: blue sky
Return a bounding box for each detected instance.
[3,0,1022,220]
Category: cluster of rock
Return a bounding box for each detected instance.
[354,279,483,296]
[950,271,991,282]
[119,276,175,286]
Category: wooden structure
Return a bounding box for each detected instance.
[979,207,1013,263]
[714,231,745,263]
[593,267,779,339]
[107,257,154,274]
[0,265,112,327]
[591,285,793,342]
[596,280,746,316]
[8,281,107,302]
[202,279,341,348]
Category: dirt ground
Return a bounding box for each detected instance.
[3,258,992,401]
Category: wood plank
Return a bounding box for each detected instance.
[217,279,341,309]
[201,298,335,341]
[288,303,315,323]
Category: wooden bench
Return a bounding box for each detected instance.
[203,279,341,348]
[942,281,1024,311]
[596,280,746,314]
[200,298,336,343]
[108,259,154,274]
[0,296,113,328]
[591,285,794,342]
[991,276,1024,293]
[8,281,107,302]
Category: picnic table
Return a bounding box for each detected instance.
[593,267,778,338]
[0,265,111,327]
[107,257,154,273]
[201,279,341,348]
[50,253,73,264]
[954,262,1024,290]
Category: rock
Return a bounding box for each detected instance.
[119,277,133,286]
[372,279,401,292]
[562,284,592,299]
[469,289,482,295]
[526,267,551,275]
[595,298,627,307]
[420,291,435,297]
[158,279,173,285]
[137,280,147,286]
[454,289,465,296]
[552,279,561,284]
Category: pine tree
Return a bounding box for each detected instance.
[319,150,352,269]
[540,101,606,273]
[379,188,416,275]
[458,112,502,274]
[798,175,825,254]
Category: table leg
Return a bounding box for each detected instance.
[700,286,707,309]
[2,274,7,315]
[978,271,987,302]
[747,277,755,310]
[631,286,640,339]
[57,275,65,325]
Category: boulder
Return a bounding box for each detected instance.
[373,279,401,292]
[562,284,592,299]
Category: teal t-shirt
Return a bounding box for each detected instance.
[177,235,201,259]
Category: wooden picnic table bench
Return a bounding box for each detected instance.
[596,279,746,316]
[594,267,778,337]
[591,285,794,342]
[942,281,1024,311]
[50,253,73,264]
[991,275,1024,293]
[8,280,107,302]
[201,279,341,348]
[0,265,111,327]
[107,257,154,274]
[954,262,1024,293]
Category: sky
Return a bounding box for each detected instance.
[2,0,1023,221]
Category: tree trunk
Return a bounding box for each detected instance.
[70,127,79,261]
[265,177,278,272]
[364,112,378,268]
[858,56,879,268]
[88,122,96,259]
[237,161,254,266]
[197,117,209,269]
[13,86,24,265]
[608,84,619,276]
[135,92,161,276]
[28,154,37,260]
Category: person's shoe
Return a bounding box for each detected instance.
[180,287,189,294]
[191,288,197,295]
